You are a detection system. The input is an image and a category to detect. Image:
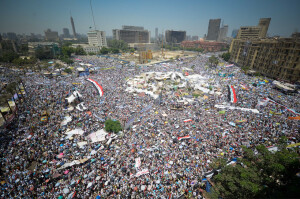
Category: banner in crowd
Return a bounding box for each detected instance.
[225,64,234,68]
[178,135,191,141]
[87,78,104,97]
[135,157,141,168]
[184,119,192,123]
[265,97,300,116]
[240,83,249,90]
[288,116,300,120]
[228,85,237,103]
[215,104,260,114]
[135,169,149,177]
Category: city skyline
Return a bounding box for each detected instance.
[1,0,300,38]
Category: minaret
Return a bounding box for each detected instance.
[70,16,77,39]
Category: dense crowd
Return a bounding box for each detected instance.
[0,54,299,198]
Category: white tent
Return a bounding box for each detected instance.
[88,129,108,143]
[61,116,72,126]
[65,128,84,135]
[76,102,87,111]
[66,91,82,103]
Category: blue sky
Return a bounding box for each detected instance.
[0,0,299,37]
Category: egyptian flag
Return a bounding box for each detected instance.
[87,78,104,97]
[177,135,191,141]
[184,119,192,123]
[228,85,237,103]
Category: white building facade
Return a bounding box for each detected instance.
[87,30,107,47]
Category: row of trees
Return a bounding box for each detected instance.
[209,139,300,199]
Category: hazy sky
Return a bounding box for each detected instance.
[1,0,299,37]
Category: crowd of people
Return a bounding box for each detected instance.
[0,54,299,198]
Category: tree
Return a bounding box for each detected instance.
[110,48,120,54]
[60,57,73,64]
[61,46,74,58]
[35,47,54,60]
[221,52,231,62]
[74,46,86,55]
[208,55,219,67]
[100,47,109,55]
[107,39,129,51]
[104,119,122,133]
[209,143,300,199]
[1,51,19,63]
[129,48,135,53]
[64,68,72,74]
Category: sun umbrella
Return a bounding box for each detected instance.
[64,170,69,175]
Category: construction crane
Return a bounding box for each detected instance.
[161,30,165,59]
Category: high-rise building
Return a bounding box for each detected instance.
[258,18,271,38]
[218,25,228,41]
[237,26,261,39]
[155,28,158,41]
[231,29,239,38]
[44,29,59,41]
[87,30,107,47]
[165,30,186,44]
[229,37,300,82]
[63,28,70,38]
[70,16,77,39]
[206,19,221,41]
[113,26,150,43]
[181,40,228,52]
[237,18,271,40]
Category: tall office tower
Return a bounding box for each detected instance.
[258,18,271,38]
[63,28,70,38]
[206,19,221,41]
[113,26,150,43]
[87,30,107,47]
[218,25,228,41]
[155,28,158,40]
[165,30,186,43]
[70,16,77,39]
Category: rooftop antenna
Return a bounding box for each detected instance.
[90,0,97,30]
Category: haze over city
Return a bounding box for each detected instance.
[1,0,300,37]
[0,0,300,198]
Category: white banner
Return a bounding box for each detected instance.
[135,169,149,177]
[135,157,141,168]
